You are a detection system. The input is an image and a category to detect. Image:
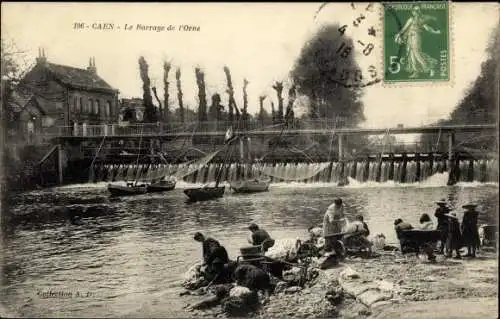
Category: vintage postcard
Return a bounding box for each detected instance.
[1,2,498,318]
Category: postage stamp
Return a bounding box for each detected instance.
[383,1,450,83]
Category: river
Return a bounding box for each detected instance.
[1,174,498,318]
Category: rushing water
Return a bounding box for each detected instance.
[1,175,498,318]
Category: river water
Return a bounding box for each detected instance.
[1,174,498,318]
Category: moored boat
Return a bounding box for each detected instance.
[230,177,270,193]
[108,183,147,197]
[146,179,176,193]
[184,127,237,202]
[183,186,225,202]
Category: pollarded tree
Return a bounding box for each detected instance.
[175,68,184,123]
[138,56,157,122]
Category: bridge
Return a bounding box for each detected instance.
[33,121,497,187]
[42,121,497,140]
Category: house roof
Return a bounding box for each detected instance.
[8,90,48,115]
[44,62,118,93]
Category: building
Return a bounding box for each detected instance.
[18,49,120,130]
[7,89,52,143]
[120,98,144,122]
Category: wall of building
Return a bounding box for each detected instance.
[20,64,119,127]
[20,65,67,126]
[68,90,119,125]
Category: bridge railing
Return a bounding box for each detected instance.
[40,119,344,137]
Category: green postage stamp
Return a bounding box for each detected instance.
[383,1,450,83]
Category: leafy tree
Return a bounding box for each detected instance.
[420,25,499,154]
[290,24,365,127]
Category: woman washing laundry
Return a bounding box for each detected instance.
[323,198,348,255]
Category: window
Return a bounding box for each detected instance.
[77,97,83,113]
[94,99,99,115]
[71,97,77,113]
[106,101,111,117]
[88,99,93,114]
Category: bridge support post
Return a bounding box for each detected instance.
[57,144,63,185]
[376,153,382,182]
[338,134,348,186]
[447,132,458,185]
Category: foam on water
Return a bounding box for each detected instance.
[54,170,498,191]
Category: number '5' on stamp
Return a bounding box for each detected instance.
[383,2,450,83]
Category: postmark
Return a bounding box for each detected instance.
[314,2,382,88]
[383,2,450,83]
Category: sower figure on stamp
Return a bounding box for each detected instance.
[394,5,441,78]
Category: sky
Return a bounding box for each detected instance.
[2,2,499,134]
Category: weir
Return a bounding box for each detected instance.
[88,157,499,185]
[40,123,497,187]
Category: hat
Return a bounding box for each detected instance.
[248,223,259,231]
[462,204,477,209]
[193,232,204,241]
[436,199,447,205]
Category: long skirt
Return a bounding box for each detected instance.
[462,226,480,248]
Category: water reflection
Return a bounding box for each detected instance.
[1,184,498,317]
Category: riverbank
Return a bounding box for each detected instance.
[183,248,498,318]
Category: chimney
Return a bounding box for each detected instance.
[36,47,47,65]
[87,56,97,74]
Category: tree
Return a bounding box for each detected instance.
[163,61,172,122]
[420,25,499,153]
[175,68,184,123]
[271,101,276,124]
[272,81,284,123]
[258,95,266,128]
[242,78,249,129]
[195,67,208,123]
[209,93,224,129]
[290,24,365,127]
[138,56,157,122]
[285,84,297,125]
[223,66,239,126]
